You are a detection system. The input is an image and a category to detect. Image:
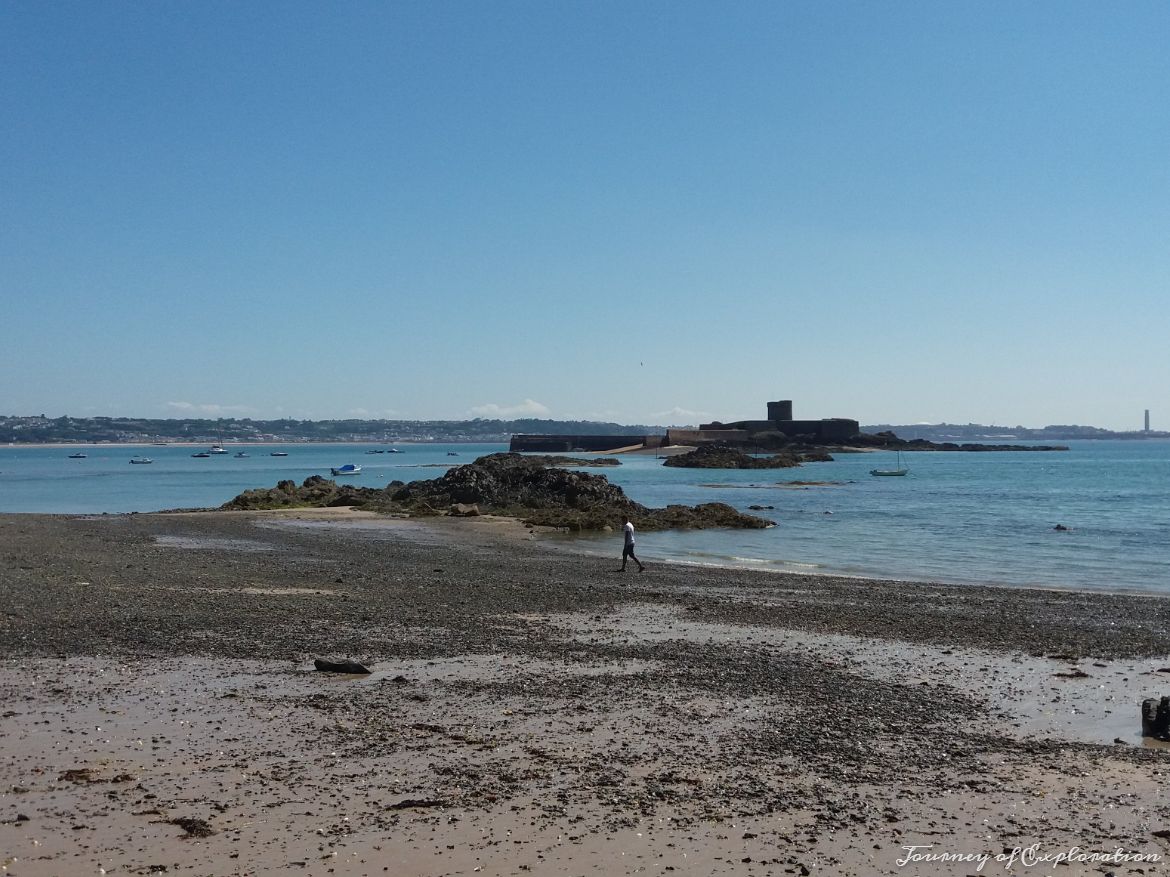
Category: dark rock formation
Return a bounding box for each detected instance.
[663,443,820,469]
[222,475,374,510]
[222,453,772,532]
[388,453,637,511]
[849,431,1068,452]
[1142,696,1170,740]
[527,455,620,467]
[686,428,1066,454]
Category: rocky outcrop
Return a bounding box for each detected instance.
[529,455,620,467]
[221,475,378,510]
[662,443,826,469]
[850,432,1068,452]
[222,453,771,532]
[387,453,637,511]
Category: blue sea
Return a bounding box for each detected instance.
[1,440,1167,594]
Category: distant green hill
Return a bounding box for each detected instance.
[0,415,667,444]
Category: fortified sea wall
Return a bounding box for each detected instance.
[508,434,664,453]
[510,399,862,452]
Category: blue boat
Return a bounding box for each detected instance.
[330,464,361,476]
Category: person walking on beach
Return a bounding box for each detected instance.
[619,515,645,572]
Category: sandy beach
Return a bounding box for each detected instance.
[2,509,1170,876]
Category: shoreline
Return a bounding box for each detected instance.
[4,503,1168,600]
[3,510,1170,875]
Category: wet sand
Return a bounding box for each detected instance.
[2,510,1170,876]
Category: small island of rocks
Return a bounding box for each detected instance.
[662,443,833,469]
[222,452,772,532]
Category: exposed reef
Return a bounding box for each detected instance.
[222,452,771,532]
[852,432,1069,452]
[662,443,832,469]
[522,454,620,467]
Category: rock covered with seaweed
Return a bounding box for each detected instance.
[662,443,832,469]
[221,452,771,532]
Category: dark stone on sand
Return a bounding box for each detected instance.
[1142,696,1170,740]
[386,798,449,810]
[314,658,372,674]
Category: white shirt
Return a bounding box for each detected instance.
[623,521,635,546]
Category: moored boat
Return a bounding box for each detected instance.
[129,457,153,464]
[68,452,87,459]
[870,450,909,477]
[330,464,361,476]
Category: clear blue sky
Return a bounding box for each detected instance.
[3,1,1167,430]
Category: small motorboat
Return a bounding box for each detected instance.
[192,452,211,458]
[447,451,459,456]
[235,451,249,458]
[331,464,361,476]
[365,449,384,454]
[68,452,87,459]
[387,448,402,453]
[209,445,229,454]
[270,451,289,457]
[129,457,153,464]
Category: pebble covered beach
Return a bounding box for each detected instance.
[3,509,1170,876]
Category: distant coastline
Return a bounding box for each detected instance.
[865,423,1169,442]
[3,414,1164,446]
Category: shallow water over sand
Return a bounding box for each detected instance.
[2,439,1168,593]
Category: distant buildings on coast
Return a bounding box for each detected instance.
[508,402,1166,453]
[510,400,860,452]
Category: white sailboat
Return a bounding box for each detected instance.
[870,449,909,477]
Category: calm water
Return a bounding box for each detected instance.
[2,440,1167,593]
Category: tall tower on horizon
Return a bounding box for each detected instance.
[1145,409,1151,432]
